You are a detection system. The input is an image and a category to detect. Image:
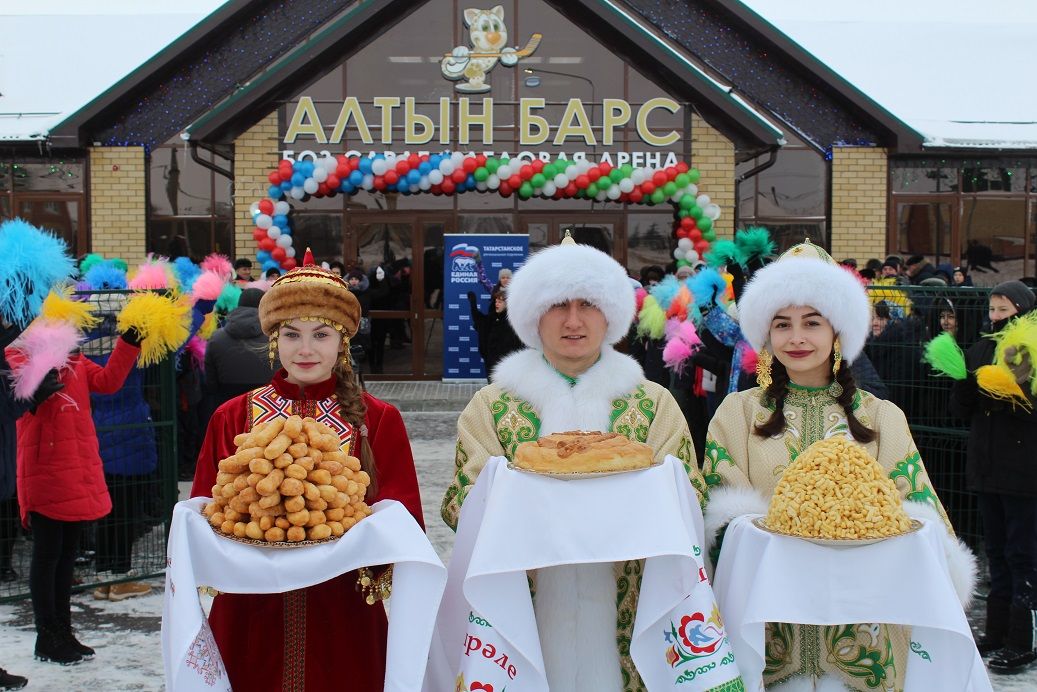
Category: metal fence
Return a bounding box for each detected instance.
[864,284,1008,548]
[0,290,178,603]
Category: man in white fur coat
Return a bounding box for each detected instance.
[441,234,708,692]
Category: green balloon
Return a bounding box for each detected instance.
[621,164,634,177]
[587,182,599,197]
[543,164,556,179]
[519,182,533,199]
[690,205,704,220]
[650,189,665,205]
[678,209,690,219]
[663,181,677,196]
[531,173,546,188]
[675,173,689,188]
[474,167,489,182]
[609,168,623,183]
[688,168,700,184]
[676,259,690,267]
[679,194,695,211]
[698,216,713,232]
[486,158,499,174]
[703,229,716,242]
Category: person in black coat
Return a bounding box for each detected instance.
[204,289,276,413]
[466,288,522,379]
[950,280,1037,670]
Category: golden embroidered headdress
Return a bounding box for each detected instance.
[258,249,361,338]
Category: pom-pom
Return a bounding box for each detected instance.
[705,239,743,269]
[117,292,192,366]
[40,288,100,331]
[78,253,106,276]
[636,295,666,340]
[8,321,81,399]
[689,268,729,310]
[741,346,759,373]
[991,311,1037,395]
[191,270,226,302]
[184,335,207,370]
[665,284,692,322]
[649,275,680,312]
[198,311,218,340]
[662,338,694,373]
[173,257,201,291]
[734,226,776,263]
[110,258,129,272]
[200,253,233,281]
[634,287,648,315]
[215,283,242,314]
[976,364,1031,410]
[923,333,967,380]
[674,319,702,349]
[128,259,176,290]
[0,218,75,328]
[82,262,128,290]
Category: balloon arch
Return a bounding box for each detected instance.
[250,153,722,272]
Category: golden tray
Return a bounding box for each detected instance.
[506,458,663,480]
[752,516,923,547]
[205,512,344,549]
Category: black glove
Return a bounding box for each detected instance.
[29,369,64,414]
[121,327,144,347]
[0,322,25,350]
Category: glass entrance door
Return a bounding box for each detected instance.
[346,214,451,379]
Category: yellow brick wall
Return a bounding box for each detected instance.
[233,113,280,261]
[88,147,147,264]
[691,113,735,239]
[830,147,888,264]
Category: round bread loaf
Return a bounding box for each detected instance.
[513,431,655,473]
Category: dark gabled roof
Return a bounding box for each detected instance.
[621,0,925,153]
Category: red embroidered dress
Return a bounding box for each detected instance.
[191,370,423,691]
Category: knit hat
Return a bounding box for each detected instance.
[238,288,264,309]
[990,280,1036,315]
[258,249,361,337]
[506,232,635,350]
[737,239,871,362]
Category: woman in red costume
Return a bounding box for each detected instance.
[191,250,423,691]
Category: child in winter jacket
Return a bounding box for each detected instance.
[6,328,141,665]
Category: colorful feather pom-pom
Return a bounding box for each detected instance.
[117,292,192,366]
[741,345,759,373]
[976,364,1031,410]
[198,311,218,340]
[128,259,176,291]
[636,296,667,340]
[734,226,776,263]
[173,257,201,291]
[201,253,234,281]
[673,319,702,349]
[78,253,106,276]
[184,335,207,370]
[689,268,729,310]
[8,320,81,399]
[705,239,743,269]
[0,218,75,328]
[82,262,128,290]
[923,333,967,380]
[191,270,226,302]
[662,338,694,373]
[215,283,242,314]
[649,275,680,311]
[40,288,100,331]
[992,311,1037,395]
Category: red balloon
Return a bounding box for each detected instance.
[441,179,456,194]
[316,183,329,196]
[463,157,477,173]
[451,169,467,184]
[407,154,420,168]
[395,159,409,175]
[676,228,689,239]
[279,168,292,182]
[258,199,274,215]
[373,177,387,191]
[267,171,281,185]
[680,216,696,230]
[665,166,679,180]
[430,184,443,195]
[531,159,545,173]
[652,171,667,187]
[272,247,287,262]
[676,162,689,174]
[259,237,276,252]
[499,182,513,197]
[336,164,350,178]
[598,162,612,176]
[564,182,578,197]
[575,175,590,189]
[517,165,532,180]
[689,229,703,241]
[326,174,340,189]
[629,189,644,203]
[475,154,487,167]
[694,240,710,254]
[252,228,266,241]
[508,174,522,189]
[282,258,297,271]
[641,182,656,195]
[278,160,293,172]
[587,167,601,182]
[384,171,399,185]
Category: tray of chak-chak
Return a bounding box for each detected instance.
[201,415,373,548]
[508,431,662,480]
[755,436,922,547]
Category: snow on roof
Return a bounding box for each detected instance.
[740,0,1037,150]
[0,1,227,142]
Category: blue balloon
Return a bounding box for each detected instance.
[342,182,356,194]
[349,170,364,186]
[358,158,372,174]
[291,172,305,188]
[300,161,315,177]
[372,153,385,160]
[429,155,441,169]
[292,160,305,172]
[268,185,283,199]
[272,214,288,228]
[278,226,291,236]
[466,174,476,186]
[256,250,271,262]
[407,170,421,184]
[418,162,431,175]
[396,180,409,192]
[262,260,280,271]
[280,180,292,191]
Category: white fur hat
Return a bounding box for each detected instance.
[506,238,635,351]
[737,241,871,362]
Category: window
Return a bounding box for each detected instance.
[0,158,86,254]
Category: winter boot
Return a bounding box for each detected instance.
[989,605,1037,672]
[58,614,95,659]
[0,669,27,690]
[977,597,1011,655]
[34,623,83,665]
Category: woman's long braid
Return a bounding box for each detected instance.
[834,359,876,442]
[754,361,791,437]
[332,362,379,499]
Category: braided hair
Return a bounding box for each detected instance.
[332,361,380,499]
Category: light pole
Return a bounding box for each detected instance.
[523,67,596,120]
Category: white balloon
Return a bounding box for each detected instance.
[677,238,693,251]
[410,183,421,193]
[290,187,305,200]
[487,173,500,190]
[685,250,698,262]
[630,169,646,185]
[312,167,328,183]
[595,190,607,202]
[440,160,455,175]
[451,151,465,166]
[361,173,374,189]
[267,227,281,239]
[618,178,635,193]
[419,178,431,191]
[696,194,711,207]
[276,234,292,248]
[321,156,338,173]
[476,181,488,192]
[564,165,578,179]
[303,178,319,194]
[249,201,260,217]
[497,164,511,179]
[371,159,388,176]
[705,203,722,220]
[685,184,698,198]
[542,182,556,197]
[274,201,290,216]
[255,214,272,229]
[606,184,621,200]
[673,248,685,260]
[428,170,444,185]
[285,246,296,258]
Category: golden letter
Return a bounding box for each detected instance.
[373,96,401,144]
[458,98,493,145]
[636,97,680,147]
[404,97,434,145]
[602,99,631,146]
[519,98,550,146]
[284,97,326,144]
[328,97,371,145]
[553,99,596,146]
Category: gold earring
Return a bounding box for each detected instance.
[268,337,278,368]
[829,337,844,398]
[756,348,773,390]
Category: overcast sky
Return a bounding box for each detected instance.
[0,0,225,15]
